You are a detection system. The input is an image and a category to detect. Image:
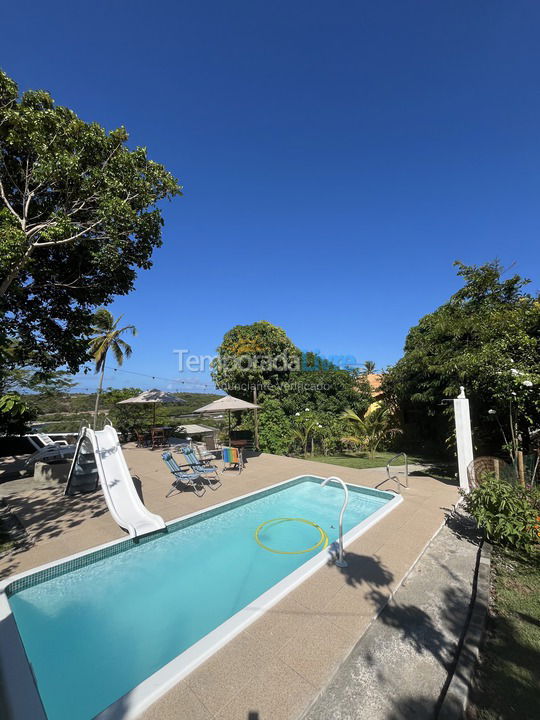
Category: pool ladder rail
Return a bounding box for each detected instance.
[321,477,349,568]
[376,452,409,494]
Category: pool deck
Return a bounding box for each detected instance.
[0,449,458,720]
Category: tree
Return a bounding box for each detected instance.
[89,309,136,428]
[313,413,346,456]
[383,261,540,458]
[341,406,402,460]
[0,365,74,435]
[364,360,376,374]
[0,69,180,375]
[211,321,299,401]
[291,409,321,457]
[280,352,371,416]
[255,397,293,455]
[212,321,372,454]
[0,393,36,435]
[103,387,147,439]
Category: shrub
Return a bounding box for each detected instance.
[257,398,293,455]
[0,393,37,435]
[462,473,539,552]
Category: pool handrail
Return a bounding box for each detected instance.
[321,476,349,567]
[382,452,409,494]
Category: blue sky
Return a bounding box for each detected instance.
[3,1,540,393]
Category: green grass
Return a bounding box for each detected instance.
[469,544,540,720]
[307,451,425,470]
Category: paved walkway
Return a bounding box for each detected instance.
[303,511,481,720]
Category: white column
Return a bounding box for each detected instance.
[453,386,474,492]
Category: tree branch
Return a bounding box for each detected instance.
[33,220,102,247]
[0,176,22,224]
[0,244,34,296]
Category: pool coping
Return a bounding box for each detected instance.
[0,474,402,720]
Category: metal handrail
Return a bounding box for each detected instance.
[382,452,408,494]
[65,426,89,496]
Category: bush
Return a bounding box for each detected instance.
[257,398,293,455]
[0,393,37,435]
[463,474,539,552]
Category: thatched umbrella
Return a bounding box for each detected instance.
[193,395,259,444]
[117,389,184,426]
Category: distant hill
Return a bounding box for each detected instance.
[26,390,224,432]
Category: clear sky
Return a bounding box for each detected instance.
[3,1,539,393]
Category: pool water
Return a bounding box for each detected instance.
[8,477,392,719]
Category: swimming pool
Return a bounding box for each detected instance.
[0,475,401,720]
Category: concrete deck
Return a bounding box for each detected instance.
[0,449,458,720]
[303,511,481,720]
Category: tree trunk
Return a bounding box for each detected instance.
[253,386,259,450]
[517,450,525,487]
[93,356,106,429]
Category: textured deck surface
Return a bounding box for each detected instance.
[0,449,459,719]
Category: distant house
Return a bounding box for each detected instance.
[366,373,382,396]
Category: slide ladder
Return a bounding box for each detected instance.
[65,424,166,538]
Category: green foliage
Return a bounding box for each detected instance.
[312,413,345,456]
[341,405,402,459]
[463,474,539,552]
[289,409,320,457]
[0,365,75,396]
[256,397,293,455]
[383,260,540,457]
[29,389,225,435]
[280,353,371,417]
[212,321,373,454]
[89,309,136,371]
[0,69,181,376]
[468,544,540,720]
[211,321,299,400]
[103,387,149,438]
[89,308,136,427]
[0,393,37,435]
[89,309,135,419]
[364,360,376,373]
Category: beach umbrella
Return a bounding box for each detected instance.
[117,389,184,426]
[193,395,260,444]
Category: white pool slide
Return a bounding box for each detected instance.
[66,424,165,538]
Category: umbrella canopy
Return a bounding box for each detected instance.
[194,395,260,444]
[193,395,259,413]
[118,389,184,425]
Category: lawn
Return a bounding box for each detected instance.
[309,451,426,470]
[468,544,540,720]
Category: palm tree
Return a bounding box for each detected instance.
[89,308,136,428]
[341,406,401,460]
[364,360,376,374]
[291,421,318,457]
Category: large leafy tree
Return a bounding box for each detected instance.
[281,351,371,416]
[383,261,540,457]
[0,69,181,376]
[212,321,372,453]
[211,321,299,401]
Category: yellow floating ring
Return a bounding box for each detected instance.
[254,517,329,555]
